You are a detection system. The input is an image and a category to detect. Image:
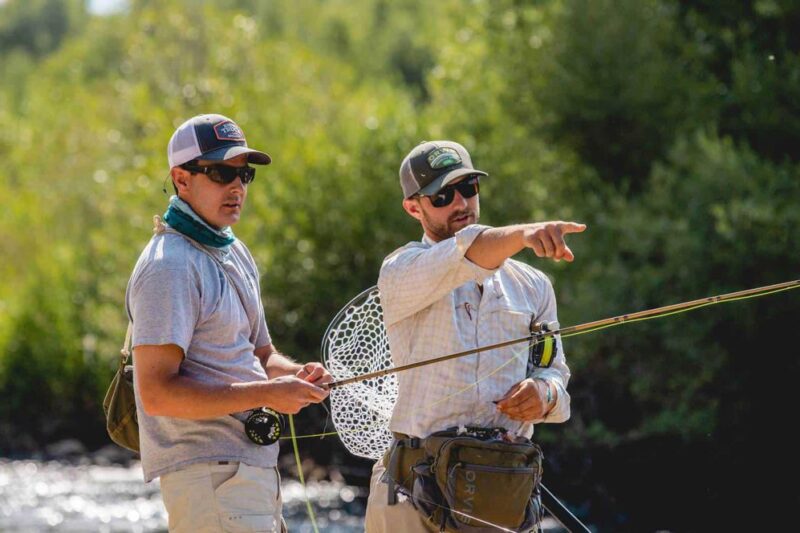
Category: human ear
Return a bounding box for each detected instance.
[171,167,191,194]
[402,198,423,221]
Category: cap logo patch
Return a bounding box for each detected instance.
[214,121,245,142]
[427,147,461,170]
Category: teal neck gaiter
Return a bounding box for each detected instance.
[162,195,236,251]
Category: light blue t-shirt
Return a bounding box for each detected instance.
[126,230,277,482]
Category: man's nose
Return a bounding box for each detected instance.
[451,188,469,208]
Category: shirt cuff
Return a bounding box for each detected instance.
[542,380,569,423]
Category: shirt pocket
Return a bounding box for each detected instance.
[480,296,534,341]
[479,297,536,384]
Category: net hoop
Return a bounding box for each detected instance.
[321,286,396,459]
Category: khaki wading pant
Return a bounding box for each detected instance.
[159,461,287,533]
[365,461,438,533]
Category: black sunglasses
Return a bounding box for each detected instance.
[181,163,256,185]
[419,175,481,208]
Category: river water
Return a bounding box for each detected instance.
[0,458,365,532]
[0,457,570,532]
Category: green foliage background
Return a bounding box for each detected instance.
[1,0,798,530]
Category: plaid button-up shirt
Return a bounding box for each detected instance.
[378,224,571,439]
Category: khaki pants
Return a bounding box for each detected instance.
[365,461,437,533]
[160,461,286,533]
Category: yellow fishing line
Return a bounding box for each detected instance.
[288,414,319,533]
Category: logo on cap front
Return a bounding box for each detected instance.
[214,121,245,142]
[426,147,461,170]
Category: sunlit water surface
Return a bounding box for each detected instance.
[0,458,365,532]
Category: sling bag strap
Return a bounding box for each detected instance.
[121,321,132,365]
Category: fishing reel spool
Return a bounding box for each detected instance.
[244,407,284,446]
[529,320,559,368]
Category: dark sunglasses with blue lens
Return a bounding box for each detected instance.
[418,175,481,208]
[181,162,256,185]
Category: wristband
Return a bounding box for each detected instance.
[535,378,553,406]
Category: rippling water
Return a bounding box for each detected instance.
[0,458,365,532]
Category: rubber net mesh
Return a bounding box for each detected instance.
[323,287,396,460]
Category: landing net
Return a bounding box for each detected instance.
[321,286,396,460]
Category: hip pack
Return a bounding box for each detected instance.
[384,428,544,532]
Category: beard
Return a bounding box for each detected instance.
[421,205,480,241]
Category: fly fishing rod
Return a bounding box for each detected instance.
[327,279,799,389]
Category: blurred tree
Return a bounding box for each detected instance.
[0,253,107,453]
[676,0,800,162]
[0,0,87,58]
[489,0,717,191]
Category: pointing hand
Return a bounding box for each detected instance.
[522,221,587,262]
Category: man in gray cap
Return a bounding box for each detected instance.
[365,140,586,532]
[127,113,331,532]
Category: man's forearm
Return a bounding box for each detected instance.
[466,221,586,268]
[140,377,282,419]
[465,225,527,269]
[263,349,302,377]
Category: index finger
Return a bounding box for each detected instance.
[558,222,587,234]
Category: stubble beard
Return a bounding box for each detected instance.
[422,206,480,241]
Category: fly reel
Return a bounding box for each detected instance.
[529,321,559,368]
[244,407,284,445]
